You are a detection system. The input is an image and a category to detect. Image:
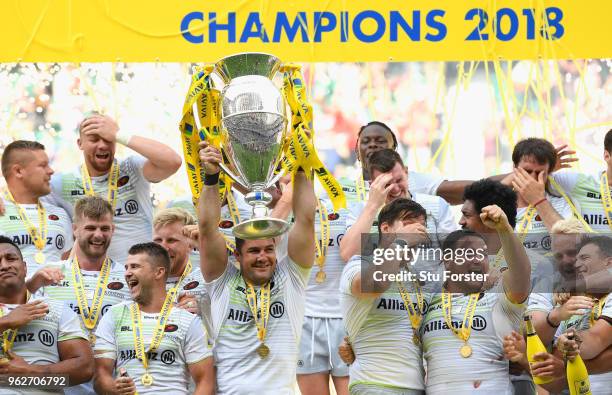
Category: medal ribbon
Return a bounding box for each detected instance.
[71,256,111,330]
[130,291,175,376]
[81,159,119,210]
[599,173,612,232]
[179,65,228,206]
[168,259,192,303]
[441,290,479,344]
[355,173,367,202]
[315,199,330,274]
[0,291,31,355]
[279,65,346,211]
[589,294,608,327]
[4,191,47,254]
[548,176,595,233]
[223,191,240,254]
[245,281,271,345]
[397,281,425,332]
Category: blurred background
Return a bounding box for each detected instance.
[0,60,611,207]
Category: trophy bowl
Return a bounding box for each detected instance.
[214,53,291,239]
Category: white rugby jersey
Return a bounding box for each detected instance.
[35,258,130,395]
[340,256,425,391]
[305,198,349,318]
[36,259,130,337]
[206,255,310,394]
[420,282,524,394]
[515,194,572,256]
[554,293,612,394]
[49,155,152,265]
[0,197,73,279]
[550,170,612,232]
[1,295,87,395]
[94,301,212,394]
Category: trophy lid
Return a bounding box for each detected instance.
[215,53,282,83]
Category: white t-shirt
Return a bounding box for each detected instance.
[420,283,525,394]
[49,155,152,265]
[1,296,87,395]
[340,256,425,391]
[0,198,73,279]
[206,255,311,394]
[94,301,212,394]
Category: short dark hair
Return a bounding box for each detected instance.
[74,196,113,223]
[442,229,486,252]
[0,235,23,260]
[463,179,517,229]
[234,237,275,255]
[368,148,403,178]
[356,121,398,152]
[605,129,612,153]
[377,198,427,238]
[1,140,45,177]
[128,242,171,277]
[512,137,557,172]
[577,236,612,258]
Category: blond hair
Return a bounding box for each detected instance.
[551,217,585,234]
[153,207,196,228]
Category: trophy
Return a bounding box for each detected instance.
[213,53,291,239]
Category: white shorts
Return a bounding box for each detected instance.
[297,316,349,377]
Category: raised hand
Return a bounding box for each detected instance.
[81,115,119,143]
[1,300,49,329]
[480,205,511,232]
[198,141,222,175]
[512,167,546,206]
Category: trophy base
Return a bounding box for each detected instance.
[232,217,291,239]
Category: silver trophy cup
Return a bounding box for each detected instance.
[214,53,291,239]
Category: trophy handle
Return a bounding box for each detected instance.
[218,163,249,191]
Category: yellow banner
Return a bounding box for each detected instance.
[0,0,610,62]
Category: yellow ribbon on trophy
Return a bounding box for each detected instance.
[179,65,230,207]
[279,64,346,210]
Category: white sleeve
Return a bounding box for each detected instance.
[339,257,361,295]
[126,155,147,182]
[339,258,372,340]
[58,303,88,342]
[435,197,458,234]
[183,316,213,365]
[492,282,526,340]
[526,292,554,314]
[47,174,75,220]
[550,171,581,195]
[408,171,444,196]
[94,308,118,358]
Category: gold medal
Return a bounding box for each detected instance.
[256,343,270,359]
[315,271,326,283]
[0,357,10,364]
[35,251,46,264]
[460,344,472,358]
[141,373,154,386]
[412,334,421,346]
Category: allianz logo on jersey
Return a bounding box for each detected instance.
[422,315,487,333]
[376,298,427,313]
[583,213,610,225]
[14,330,56,347]
[10,234,66,251]
[227,302,285,324]
[119,349,177,365]
[70,303,112,317]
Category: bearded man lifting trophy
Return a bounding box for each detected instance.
[180,52,345,239]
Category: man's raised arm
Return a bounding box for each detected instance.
[288,169,316,268]
[197,142,229,282]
